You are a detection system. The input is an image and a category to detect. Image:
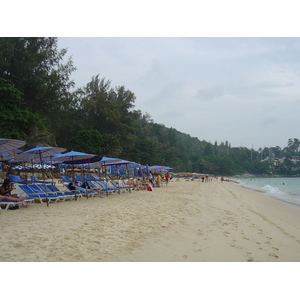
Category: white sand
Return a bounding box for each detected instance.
[1,179,300,262]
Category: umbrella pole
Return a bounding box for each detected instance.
[126,164,131,193]
[39,151,49,207]
[82,164,88,198]
[23,160,28,185]
[50,156,54,186]
[31,159,34,177]
[104,163,108,197]
[72,158,77,201]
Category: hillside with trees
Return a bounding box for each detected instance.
[1,37,299,176]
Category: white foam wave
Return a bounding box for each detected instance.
[241,181,300,208]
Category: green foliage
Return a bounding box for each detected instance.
[70,130,104,154]
[0,77,35,139]
[0,37,76,147]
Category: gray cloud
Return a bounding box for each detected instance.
[58,37,300,149]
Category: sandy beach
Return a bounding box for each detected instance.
[1,178,300,262]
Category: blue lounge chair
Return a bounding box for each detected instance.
[8,175,28,184]
[82,175,115,195]
[110,180,129,192]
[46,184,75,200]
[64,183,97,198]
[30,175,53,184]
[74,174,84,182]
[18,184,59,204]
[60,176,73,183]
[97,181,118,193]
[38,184,67,201]
[0,200,23,210]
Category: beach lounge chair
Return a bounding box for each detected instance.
[38,184,67,201]
[8,175,28,184]
[0,200,23,210]
[64,183,97,198]
[74,174,84,182]
[79,176,102,192]
[97,181,118,193]
[60,176,73,183]
[46,184,75,200]
[90,175,101,181]
[30,175,53,184]
[18,184,59,204]
[83,175,115,194]
[110,180,129,192]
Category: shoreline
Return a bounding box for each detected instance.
[1,179,300,262]
[237,182,300,210]
[233,176,300,210]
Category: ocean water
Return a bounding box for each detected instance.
[233,177,300,208]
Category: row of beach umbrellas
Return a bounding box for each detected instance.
[1,138,172,180]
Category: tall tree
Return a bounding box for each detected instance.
[70,130,104,154]
[0,37,76,125]
[75,75,139,156]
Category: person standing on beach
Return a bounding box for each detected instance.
[165,172,170,185]
[157,174,161,187]
[221,176,224,183]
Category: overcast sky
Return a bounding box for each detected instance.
[58,37,300,150]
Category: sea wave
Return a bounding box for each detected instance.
[240,181,300,208]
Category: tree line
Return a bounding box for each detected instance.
[1,37,299,176]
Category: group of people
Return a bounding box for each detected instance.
[126,172,172,190]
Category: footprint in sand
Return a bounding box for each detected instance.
[269,253,279,259]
